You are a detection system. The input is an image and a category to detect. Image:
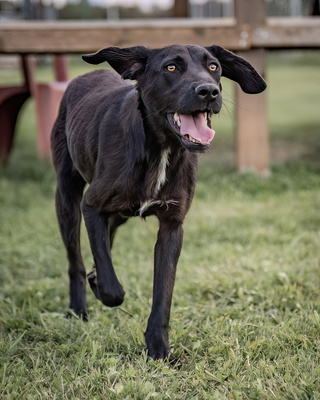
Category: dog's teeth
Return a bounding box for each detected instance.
[184,134,201,145]
[173,113,181,127]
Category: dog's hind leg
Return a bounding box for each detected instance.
[82,198,125,307]
[51,103,87,320]
[55,172,87,319]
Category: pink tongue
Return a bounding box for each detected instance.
[179,113,215,144]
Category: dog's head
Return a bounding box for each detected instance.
[82,44,266,153]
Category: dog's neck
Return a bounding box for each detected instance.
[137,90,171,148]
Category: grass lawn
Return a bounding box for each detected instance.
[0,50,320,399]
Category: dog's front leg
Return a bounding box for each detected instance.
[81,197,125,307]
[145,219,183,362]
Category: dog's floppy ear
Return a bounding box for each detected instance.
[206,45,266,94]
[82,46,150,80]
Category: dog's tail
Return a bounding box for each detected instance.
[51,94,70,172]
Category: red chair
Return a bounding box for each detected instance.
[0,55,31,165]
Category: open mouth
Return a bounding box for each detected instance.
[166,111,215,150]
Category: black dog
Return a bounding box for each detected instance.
[51,44,266,362]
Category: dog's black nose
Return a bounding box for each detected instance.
[195,84,220,102]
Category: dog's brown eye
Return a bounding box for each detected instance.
[209,63,218,72]
[167,65,176,72]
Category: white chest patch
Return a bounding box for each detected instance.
[153,148,171,197]
[139,148,173,216]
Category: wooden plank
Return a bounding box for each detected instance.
[253,17,320,48]
[1,18,320,54]
[0,19,251,54]
[1,17,320,55]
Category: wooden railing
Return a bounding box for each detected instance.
[1,17,320,54]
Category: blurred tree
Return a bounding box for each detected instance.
[0,0,22,18]
[81,0,91,18]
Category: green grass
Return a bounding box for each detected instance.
[1,51,320,399]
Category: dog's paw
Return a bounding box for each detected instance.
[98,288,125,307]
[66,309,88,322]
[167,353,181,367]
[145,329,179,364]
[147,346,181,367]
[88,267,125,307]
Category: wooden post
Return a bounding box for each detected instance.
[234,0,269,175]
[53,54,68,82]
[173,0,188,17]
